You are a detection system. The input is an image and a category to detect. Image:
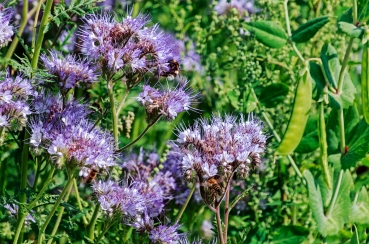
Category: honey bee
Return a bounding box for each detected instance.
[162,59,180,79]
[80,168,98,184]
[200,175,225,205]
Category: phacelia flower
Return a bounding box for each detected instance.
[0,6,14,48]
[0,71,32,131]
[175,113,267,204]
[149,223,182,244]
[79,12,180,81]
[214,0,255,16]
[41,51,97,90]
[137,80,198,122]
[4,204,35,225]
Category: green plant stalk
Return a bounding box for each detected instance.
[31,0,54,69]
[73,179,88,227]
[0,157,8,195]
[175,183,196,223]
[337,38,354,94]
[318,102,332,189]
[47,181,73,244]
[326,170,344,217]
[107,82,119,148]
[13,167,55,244]
[117,115,162,152]
[95,220,115,244]
[5,0,28,60]
[33,157,41,190]
[123,226,133,243]
[38,174,74,244]
[338,109,346,154]
[116,87,130,116]
[223,186,231,242]
[31,0,45,51]
[215,207,225,244]
[283,0,305,63]
[353,0,358,24]
[87,204,101,241]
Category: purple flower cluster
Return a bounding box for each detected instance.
[149,223,182,244]
[41,51,97,91]
[175,114,266,204]
[0,5,14,48]
[79,12,180,80]
[4,204,35,226]
[29,93,116,172]
[214,0,255,15]
[0,71,32,131]
[137,80,198,122]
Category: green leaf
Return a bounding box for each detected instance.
[337,22,364,38]
[339,7,353,23]
[257,83,289,108]
[317,169,333,207]
[244,21,287,49]
[358,0,369,22]
[309,62,325,101]
[341,119,369,169]
[272,226,309,244]
[351,187,369,225]
[295,115,319,153]
[304,170,353,237]
[291,16,330,43]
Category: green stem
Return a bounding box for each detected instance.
[116,87,130,116]
[31,0,45,52]
[73,179,88,227]
[338,108,346,154]
[31,0,54,69]
[215,207,225,244]
[353,0,358,24]
[33,157,41,190]
[116,116,162,152]
[223,185,231,242]
[175,183,196,223]
[283,0,305,62]
[94,221,114,244]
[0,157,8,195]
[107,82,119,148]
[13,214,27,244]
[46,181,73,244]
[337,38,354,94]
[87,204,101,241]
[38,174,74,244]
[326,170,344,217]
[123,226,133,243]
[5,0,28,60]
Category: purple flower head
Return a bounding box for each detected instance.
[4,204,35,226]
[0,5,14,48]
[0,71,32,130]
[177,38,204,74]
[175,113,267,204]
[214,0,256,16]
[149,223,182,244]
[121,148,160,179]
[80,12,181,80]
[137,79,199,122]
[41,51,97,90]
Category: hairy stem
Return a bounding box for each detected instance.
[73,179,88,227]
[38,173,74,244]
[216,207,225,244]
[108,82,119,148]
[87,204,101,241]
[116,116,162,152]
[175,183,196,224]
[46,182,73,244]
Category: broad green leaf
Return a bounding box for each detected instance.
[295,115,319,153]
[341,119,369,169]
[350,225,359,244]
[328,71,356,109]
[245,225,267,244]
[244,21,287,49]
[344,106,360,143]
[272,226,309,244]
[358,0,369,22]
[304,170,353,237]
[326,109,340,154]
[309,62,325,101]
[337,22,364,38]
[321,43,340,89]
[339,7,353,23]
[291,16,330,43]
[317,169,333,207]
[257,83,289,108]
[351,187,369,225]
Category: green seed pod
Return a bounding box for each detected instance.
[318,102,332,189]
[361,42,369,124]
[276,68,312,155]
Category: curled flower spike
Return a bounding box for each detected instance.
[79,12,180,80]
[175,113,267,205]
[41,51,97,90]
[0,71,32,131]
[137,80,199,123]
[0,5,14,48]
[149,223,182,244]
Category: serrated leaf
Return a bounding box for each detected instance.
[337,22,364,38]
[304,169,353,237]
[351,187,369,224]
[244,21,287,49]
[341,119,369,169]
[295,115,319,153]
[272,226,309,244]
[291,16,330,43]
[257,83,289,108]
